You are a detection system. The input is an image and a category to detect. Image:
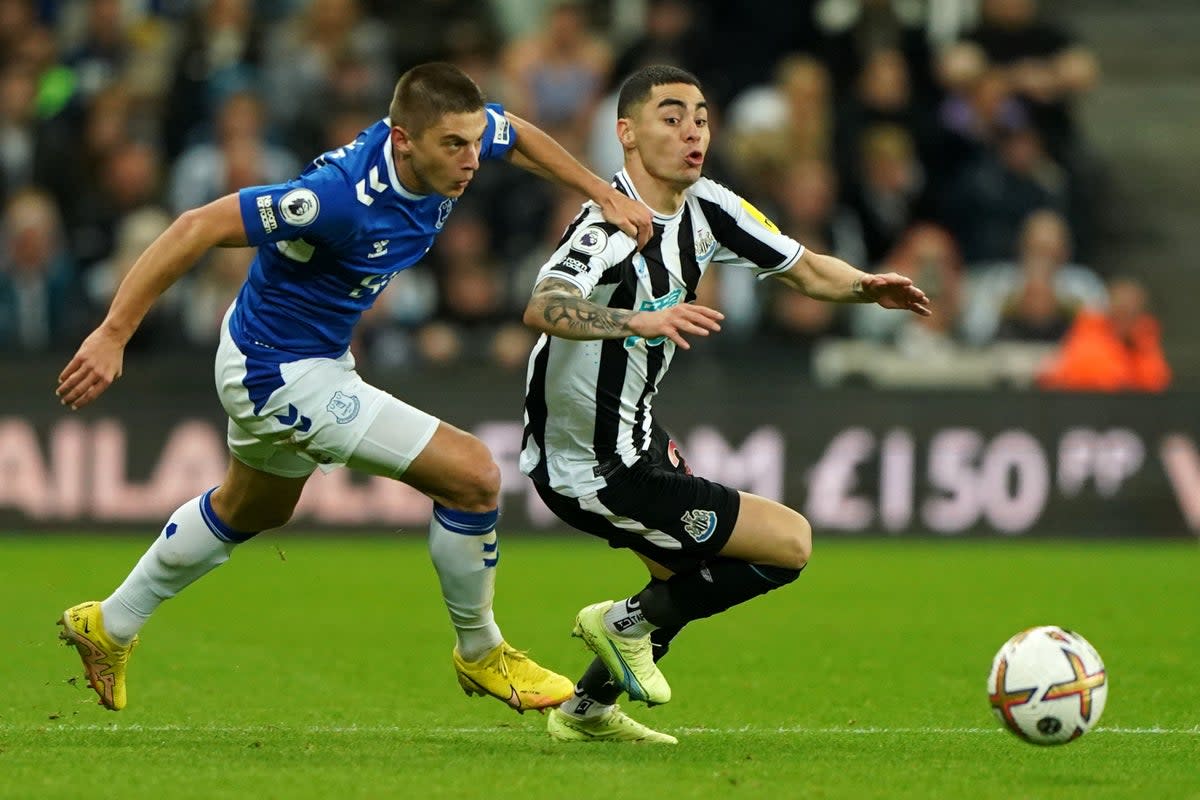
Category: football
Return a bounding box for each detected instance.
[987,625,1108,745]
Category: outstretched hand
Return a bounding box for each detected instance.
[597,189,653,251]
[629,303,724,350]
[56,327,126,410]
[858,272,932,316]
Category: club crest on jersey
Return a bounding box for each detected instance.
[436,198,454,229]
[624,288,684,349]
[695,228,716,260]
[327,391,360,424]
[279,189,319,226]
[680,509,717,543]
[572,225,608,255]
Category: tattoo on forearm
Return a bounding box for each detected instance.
[851,277,866,300]
[535,277,636,338]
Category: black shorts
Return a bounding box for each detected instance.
[534,427,741,574]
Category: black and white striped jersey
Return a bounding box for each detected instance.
[519,170,805,497]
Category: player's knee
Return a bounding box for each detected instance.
[778,515,812,571]
[446,440,501,511]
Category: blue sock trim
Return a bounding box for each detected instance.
[200,488,258,544]
[433,504,499,535]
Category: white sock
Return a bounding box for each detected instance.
[428,505,504,661]
[603,596,657,639]
[559,691,614,719]
[100,489,251,644]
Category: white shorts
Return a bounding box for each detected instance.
[215,309,439,478]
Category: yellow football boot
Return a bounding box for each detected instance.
[57,602,137,711]
[572,601,671,705]
[547,706,678,744]
[454,642,574,713]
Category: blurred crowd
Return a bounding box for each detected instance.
[0,0,1172,391]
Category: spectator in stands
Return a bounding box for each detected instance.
[1038,277,1170,392]
[852,223,964,352]
[0,63,38,205]
[0,0,37,61]
[502,2,612,155]
[181,247,254,345]
[848,123,930,263]
[937,66,1030,171]
[169,90,299,215]
[261,0,390,152]
[962,208,1106,344]
[940,121,1068,263]
[0,188,80,351]
[162,0,264,161]
[959,0,1099,161]
[813,0,937,104]
[612,0,707,86]
[381,0,500,69]
[423,214,534,369]
[834,47,942,193]
[59,0,129,105]
[696,0,817,107]
[34,82,133,268]
[992,258,1076,342]
[772,157,868,268]
[726,55,833,185]
[85,206,181,350]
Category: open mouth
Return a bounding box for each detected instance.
[684,150,704,167]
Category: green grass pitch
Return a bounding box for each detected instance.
[1,534,1197,799]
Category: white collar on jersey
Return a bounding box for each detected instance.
[616,169,687,222]
[381,118,429,200]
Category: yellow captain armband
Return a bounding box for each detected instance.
[739,198,780,234]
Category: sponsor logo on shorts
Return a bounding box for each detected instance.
[256,195,277,234]
[327,391,360,424]
[681,509,717,543]
[279,189,320,226]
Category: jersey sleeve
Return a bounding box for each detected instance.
[532,206,636,297]
[696,180,804,279]
[480,103,517,161]
[238,165,360,248]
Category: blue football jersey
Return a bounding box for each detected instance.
[230,103,517,361]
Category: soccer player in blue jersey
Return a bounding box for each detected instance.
[54,62,653,714]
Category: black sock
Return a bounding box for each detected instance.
[636,557,803,630]
[572,558,802,706]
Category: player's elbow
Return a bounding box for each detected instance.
[522,300,547,332]
[177,194,248,249]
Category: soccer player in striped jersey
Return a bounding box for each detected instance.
[54,63,653,715]
[519,65,930,743]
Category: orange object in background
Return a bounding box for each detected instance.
[1037,278,1171,392]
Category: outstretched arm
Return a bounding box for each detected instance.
[523,277,723,349]
[505,112,652,250]
[774,249,931,315]
[57,194,247,409]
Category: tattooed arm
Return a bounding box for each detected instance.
[523,277,725,349]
